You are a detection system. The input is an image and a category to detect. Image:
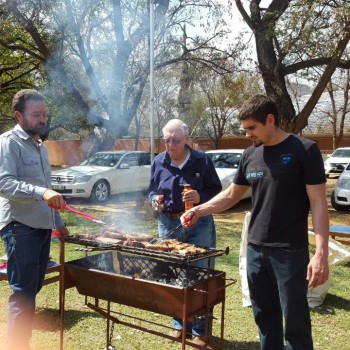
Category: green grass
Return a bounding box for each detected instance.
[1,207,350,350]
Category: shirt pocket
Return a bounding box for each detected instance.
[22,157,39,166]
[20,157,41,179]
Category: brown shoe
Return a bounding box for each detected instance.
[167,329,182,343]
[191,335,208,347]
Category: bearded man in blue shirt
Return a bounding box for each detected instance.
[0,89,69,350]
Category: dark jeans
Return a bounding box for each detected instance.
[158,213,216,336]
[247,243,313,350]
[0,222,51,350]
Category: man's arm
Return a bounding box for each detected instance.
[181,183,250,227]
[306,183,329,289]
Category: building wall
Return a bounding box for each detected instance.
[45,140,92,166]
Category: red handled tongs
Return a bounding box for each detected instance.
[49,202,106,225]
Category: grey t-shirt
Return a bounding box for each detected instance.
[0,125,63,230]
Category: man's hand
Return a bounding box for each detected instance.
[180,210,197,228]
[307,253,329,289]
[152,194,165,212]
[56,226,70,241]
[43,189,66,210]
[182,189,200,205]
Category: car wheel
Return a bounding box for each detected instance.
[331,191,350,211]
[90,180,110,203]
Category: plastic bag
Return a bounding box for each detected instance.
[307,231,350,308]
[239,211,252,307]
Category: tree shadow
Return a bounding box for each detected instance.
[33,307,101,332]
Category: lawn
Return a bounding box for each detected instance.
[0,178,350,350]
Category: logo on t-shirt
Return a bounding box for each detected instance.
[281,155,292,165]
[246,171,264,179]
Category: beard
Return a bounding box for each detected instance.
[22,122,46,137]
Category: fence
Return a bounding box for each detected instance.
[45,134,350,167]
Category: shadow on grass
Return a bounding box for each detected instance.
[311,293,350,315]
[33,307,101,332]
[340,259,350,268]
[32,308,261,349]
[212,336,260,349]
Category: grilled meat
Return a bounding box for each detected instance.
[144,239,208,255]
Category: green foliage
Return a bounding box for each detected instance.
[0,15,43,130]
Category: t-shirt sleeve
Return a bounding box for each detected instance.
[304,143,326,185]
[233,150,250,186]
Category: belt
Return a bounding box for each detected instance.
[164,212,184,218]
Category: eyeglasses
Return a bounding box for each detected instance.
[162,138,183,144]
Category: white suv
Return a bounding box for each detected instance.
[331,162,350,211]
[51,151,151,203]
[324,147,350,177]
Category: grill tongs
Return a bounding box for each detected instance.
[49,201,106,224]
[149,223,183,244]
[148,211,195,244]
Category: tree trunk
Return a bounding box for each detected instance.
[237,0,350,134]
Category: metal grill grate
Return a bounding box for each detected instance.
[65,235,228,264]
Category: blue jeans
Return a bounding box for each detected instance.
[158,213,216,336]
[247,243,313,350]
[0,222,51,350]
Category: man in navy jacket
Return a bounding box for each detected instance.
[148,118,222,346]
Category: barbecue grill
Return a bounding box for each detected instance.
[60,238,236,350]
[65,235,229,264]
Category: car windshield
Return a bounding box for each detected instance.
[79,153,124,167]
[332,149,350,158]
[207,152,242,169]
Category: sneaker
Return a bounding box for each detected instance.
[191,335,208,347]
[167,329,182,343]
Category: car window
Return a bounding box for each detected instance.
[121,153,139,167]
[139,153,151,165]
[207,153,242,169]
[80,153,123,167]
[332,149,350,158]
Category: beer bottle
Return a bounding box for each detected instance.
[181,184,193,211]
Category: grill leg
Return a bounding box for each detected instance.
[219,291,226,350]
[59,240,65,350]
[106,301,111,349]
[182,289,188,350]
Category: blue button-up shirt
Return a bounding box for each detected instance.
[0,125,63,230]
[148,146,222,213]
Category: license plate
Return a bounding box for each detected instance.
[52,185,65,190]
